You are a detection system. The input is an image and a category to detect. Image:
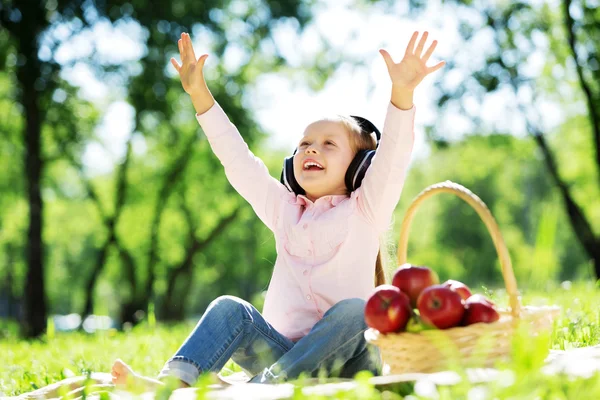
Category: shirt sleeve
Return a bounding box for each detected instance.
[355,102,416,234]
[195,102,289,232]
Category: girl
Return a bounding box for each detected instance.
[10,30,444,397]
[111,30,445,388]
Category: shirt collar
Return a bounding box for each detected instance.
[289,194,348,207]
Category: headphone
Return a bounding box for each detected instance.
[280,116,381,196]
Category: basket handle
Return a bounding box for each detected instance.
[397,180,521,318]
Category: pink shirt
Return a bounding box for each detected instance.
[196,102,415,341]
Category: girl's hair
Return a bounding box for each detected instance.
[331,115,387,287]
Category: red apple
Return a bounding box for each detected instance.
[442,279,472,301]
[364,285,412,333]
[392,264,440,307]
[462,294,500,325]
[417,285,465,329]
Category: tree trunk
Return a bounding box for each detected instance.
[593,244,600,279]
[17,40,47,338]
[162,262,193,322]
[562,0,600,190]
[119,300,145,326]
[82,231,114,317]
[160,205,241,320]
[116,245,140,325]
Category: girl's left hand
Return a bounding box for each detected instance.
[379,31,445,91]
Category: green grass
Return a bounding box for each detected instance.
[1,281,599,399]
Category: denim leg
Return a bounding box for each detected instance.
[337,341,382,379]
[158,295,295,386]
[249,298,382,383]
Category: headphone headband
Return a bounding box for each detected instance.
[350,115,381,143]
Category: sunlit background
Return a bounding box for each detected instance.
[49,0,566,174]
[1,0,598,341]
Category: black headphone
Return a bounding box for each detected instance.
[279,116,381,196]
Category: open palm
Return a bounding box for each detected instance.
[170,32,209,96]
[380,31,445,91]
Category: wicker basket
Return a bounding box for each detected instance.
[365,180,560,374]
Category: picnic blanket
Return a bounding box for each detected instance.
[5,345,600,400]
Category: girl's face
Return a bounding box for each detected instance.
[293,120,356,201]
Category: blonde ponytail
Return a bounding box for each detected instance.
[374,250,386,286]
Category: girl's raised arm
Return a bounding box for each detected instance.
[173,33,288,232]
[357,31,445,234]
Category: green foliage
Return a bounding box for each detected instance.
[391,129,594,289]
[406,0,600,284]
[0,0,346,327]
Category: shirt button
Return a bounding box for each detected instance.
[303,223,308,229]
[306,295,311,300]
[303,270,308,276]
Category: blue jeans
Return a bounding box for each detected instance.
[157,295,382,385]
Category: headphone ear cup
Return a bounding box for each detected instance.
[280,155,305,195]
[345,150,375,192]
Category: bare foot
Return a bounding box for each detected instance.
[111,359,135,385]
[111,358,227,391]
[111,359,163,390]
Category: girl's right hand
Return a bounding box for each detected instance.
[171,32,209,96]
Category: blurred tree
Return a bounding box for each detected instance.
[403,0,600,279]
[393,131,592,290]
[0,16,100,336]
[0,0,348,335]
[159,189,240,321]
[1,1,53,338]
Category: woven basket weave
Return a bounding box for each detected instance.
[365,180,560,374]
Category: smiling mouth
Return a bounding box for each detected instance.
[303,161,325,172]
